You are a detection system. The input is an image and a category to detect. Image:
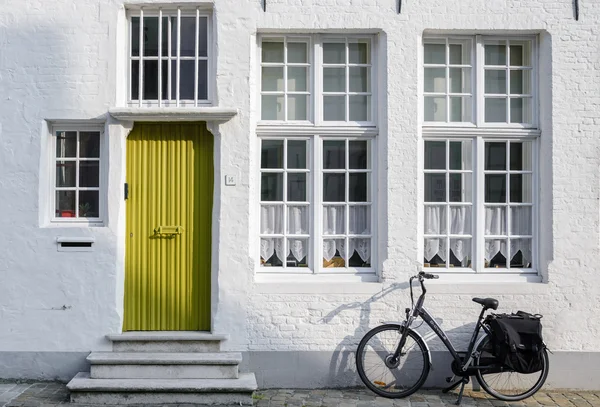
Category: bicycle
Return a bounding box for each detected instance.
[355,272,549,405]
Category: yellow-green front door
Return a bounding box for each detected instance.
[124,122,213,331]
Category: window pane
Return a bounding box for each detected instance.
[79,162,100,188]
[56,131,77,158]
[510,70,531,94]
[424,205,446,235]
[261,140,283,168]
[349,40,369,64]
[510,174,532,203]
[485,43,506,65]
[288,95,307,120]
[349,67,369,92]
[143,17,159,56]
[323,239,346,268]
[485,142,507,170]
[510,206,532,236]
[323,140,345,169]
[450,238,471,267]
[485,174,507,203]
[450,206,471,234]
[287,140,307,169]
[261,238,283,267]
[261,95,284,120]
[349,173,368,202]
[349,239,371,267]
[179,60,195,100]
[161,16,168,56]
[143,60,159,100]
[349,206,370,234]
[198,60,208,100]
[288,42,308,63]
[79,132,100,158]
[511,239,532,268]
[349,140,369,169]
[288,238,309,266]
[485,239,507,268]
[450,140,471,170]
[449,68,471,93]
[450,96,471,122]
[170,60,178,98]
[424,141,446,170]
[424,43,445,64]
[79,191,99,218]
[349,95,369,122]
[450,173,472,202]
[510,141,532,171]
[198,17,208,57]
[261,173,283,201]
[260,204,283,234]
[323,173,345,202]
[287,206,309,234]
[485,206,507,235]
[485,98,507,123]
[287,67,307,91]
[323,68,345,92]
[169,17,178,56]
[131,60,139,100]
[424,96,446,122]
[425,174,446,202]
[262,67,284,91]
[288,173,307,201]
[485,70,507,94]
[424,68,445,93]
[510,98,532,124]
[510,41,531,66]
[56,161,76,187]
[179,17,196,56]
[131,17,140,56]
[161,60,168,99]
[262,41,284,63]
[323,96,346,121]
[449,42,470,65]
[323,42,345,64]
[323,206,345,235]
[56,191,76,217]
[424,237,446,266]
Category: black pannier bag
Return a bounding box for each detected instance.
[487,311,545,374]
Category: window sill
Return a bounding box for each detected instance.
[109,107,237,123]
[255,272,380,293]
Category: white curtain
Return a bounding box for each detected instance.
[260,205,309,263]
[485,206,531,264]
[424,206,471,262]
[323,206,370,263]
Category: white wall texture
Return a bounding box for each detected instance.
[0,0,599,383]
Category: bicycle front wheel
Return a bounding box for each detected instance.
[356,324,430,398]
[475,335,549,401]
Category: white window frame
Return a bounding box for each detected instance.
[258,34,378,128]
[127,7,213,107]
[422,34,540,275]
[50,125,105,225]
[423,35,538,129]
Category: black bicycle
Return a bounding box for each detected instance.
[355,272,549,404]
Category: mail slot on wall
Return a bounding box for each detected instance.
[57,237,95,252]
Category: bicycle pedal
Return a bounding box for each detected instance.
[445,376,455,383]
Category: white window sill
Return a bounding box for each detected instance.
[46,220,105,228]
[109,107,237,122]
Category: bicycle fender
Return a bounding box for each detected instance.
[383,322,433,370]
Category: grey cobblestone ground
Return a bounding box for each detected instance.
[0,382,598,407]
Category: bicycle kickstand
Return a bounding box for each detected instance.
[454,377,470,405]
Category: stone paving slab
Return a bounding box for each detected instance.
[0,382,598,407]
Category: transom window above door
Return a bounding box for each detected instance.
[129,8,210,106]
[259,35,376,125]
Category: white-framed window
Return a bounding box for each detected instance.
[423,35,536,127]
[257,34,378,276]
[128,7,211,107]
[52,127,104,223]
[422,34,539,274]
[259,35,376,126]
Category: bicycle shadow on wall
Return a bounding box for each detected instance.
[322,282,480,390]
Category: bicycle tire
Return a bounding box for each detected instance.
[356,324,430,398]
[475,335,549,401]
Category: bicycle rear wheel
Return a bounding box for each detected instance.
[355,324,430,398]
[475,335,549,401]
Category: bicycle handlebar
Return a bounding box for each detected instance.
[418,271,439,280]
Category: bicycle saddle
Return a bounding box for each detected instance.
[472,297,499,310]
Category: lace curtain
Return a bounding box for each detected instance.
[323,206,370,263]
[484,206,532,264]
[260,206,308,263]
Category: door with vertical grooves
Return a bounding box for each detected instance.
[124,122,213,331]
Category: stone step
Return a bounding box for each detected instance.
[67,372,257,405]
[107,331,228,353]
[88,352,242,379]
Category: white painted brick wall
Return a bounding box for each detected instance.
[0,0,598,360]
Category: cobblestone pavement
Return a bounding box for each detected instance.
[0,382,598,407]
